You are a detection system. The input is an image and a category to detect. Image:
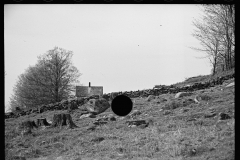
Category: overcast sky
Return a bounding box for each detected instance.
[4,4,211,112]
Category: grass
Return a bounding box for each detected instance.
[173,69,234,87]
[5,76,234,160]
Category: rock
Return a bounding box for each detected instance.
[129,110,141,117]
[163,110,171,115]
[102,94,110,101]
[87,124,97,131]
[79,113,92,119]
[91,137,105,143]
[77,97,85,106]
[89,114,97,118]
[93,121,108,125]
[195,94,211,102]
[226,82,234,88]
[204,112,217,118]
[85,98,110,115]
[95,114,116,122]
[110,92,119,101]
[138,124,148,129]
[146,95,155,101]
[219,112,231,120]
[194,96,200,104]
[182,108,190,113]
[126,120,150,128]
[109,116,117,121]
[175,92,193,98]
[189,148,197,156]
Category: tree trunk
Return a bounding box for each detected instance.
[17,120,38,136]
[50,113,78,129]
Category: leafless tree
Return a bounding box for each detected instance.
[9,47,82,110]
[192,4,235,75]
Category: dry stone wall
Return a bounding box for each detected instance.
[5,73,234,119]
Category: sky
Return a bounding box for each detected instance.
[4,4,211,112]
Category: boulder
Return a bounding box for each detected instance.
[79,113,93,119]
[225,82,234,88]
[110,92,119,101]
[146,95,155,101]
[77,97,85,106]
[85,98,110,115]
[175,92,193,98]
[102,94,110,101]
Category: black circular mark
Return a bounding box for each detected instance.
[111,95,133,117]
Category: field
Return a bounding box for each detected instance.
[5,77,234,160]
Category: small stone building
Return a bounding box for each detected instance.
[76,82,103,98]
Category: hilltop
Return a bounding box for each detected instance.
[5,70,235,160]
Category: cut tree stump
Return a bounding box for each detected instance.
[50,113,78,129]
[17,120,38,136]
[37,118,50,127]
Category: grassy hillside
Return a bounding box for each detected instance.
[5,72,235,160]
[173,69,234,88]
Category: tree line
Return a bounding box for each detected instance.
[9,47,81,111]
[192,4,235,75]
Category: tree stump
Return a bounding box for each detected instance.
[37,118,50,127]
[17,120,38,136]
[50,113,78,129]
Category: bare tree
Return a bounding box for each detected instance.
[191,4,235,75]
[9,47,82,110]
[192,10,222,75]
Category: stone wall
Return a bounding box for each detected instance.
[5,73,234,119]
